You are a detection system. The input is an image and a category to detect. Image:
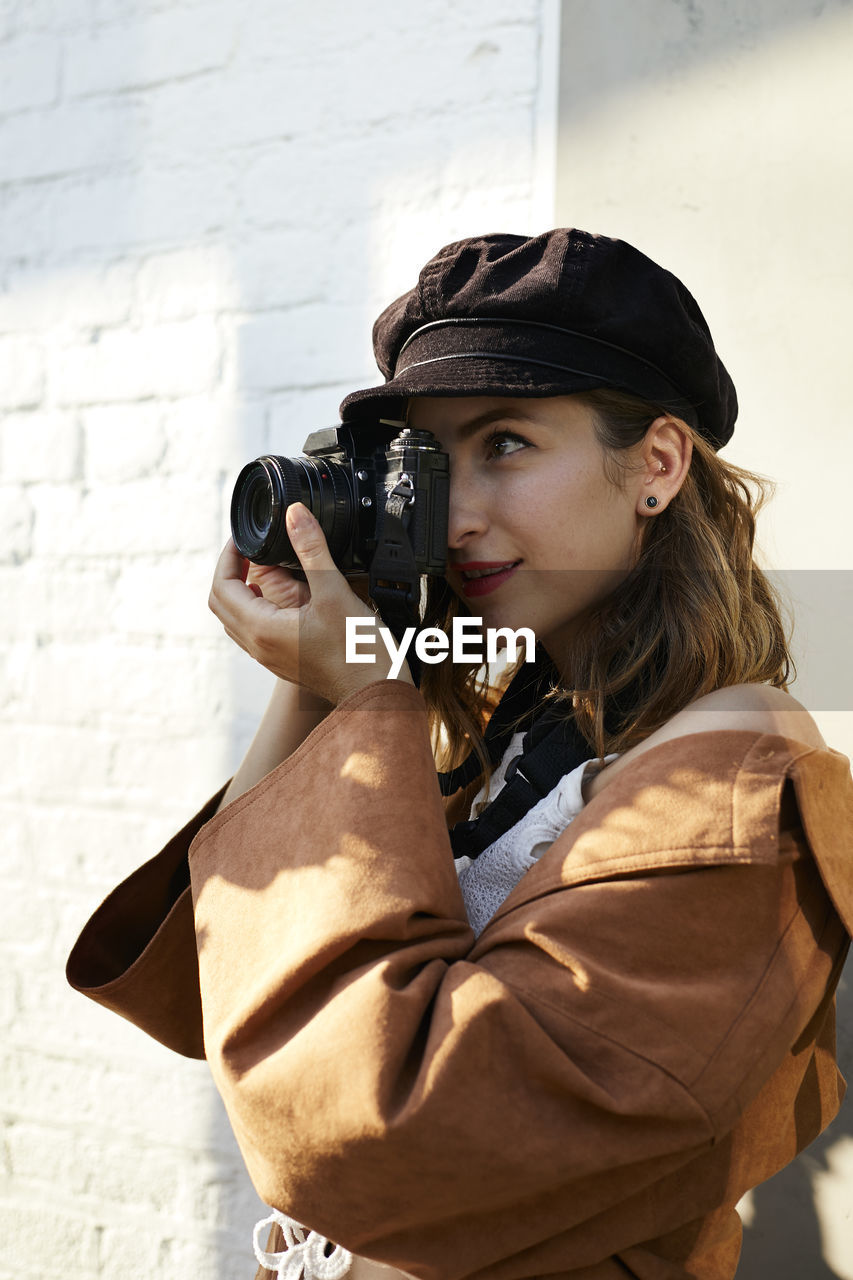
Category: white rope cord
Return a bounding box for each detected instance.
[253,1209,353,1280]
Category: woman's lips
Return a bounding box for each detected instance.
[454,560,522,598]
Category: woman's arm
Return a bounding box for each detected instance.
[216,679,332,813]
[211,503,410,812]
[67,509,402,1055]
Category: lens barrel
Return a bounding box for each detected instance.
[230,455,355,567]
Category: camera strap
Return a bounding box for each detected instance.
[437,651,556,795]
[369,479,424,684]
[439,653,643,861]
[436,652,590,860]
[445,710,591,860]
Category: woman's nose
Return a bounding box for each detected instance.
[447,472,489,549]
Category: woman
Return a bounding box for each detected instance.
[68,229,853,1280]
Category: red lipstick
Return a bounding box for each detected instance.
[453,560,521,598]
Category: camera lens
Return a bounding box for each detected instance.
[230,454,355,568]
[250,484,271,535]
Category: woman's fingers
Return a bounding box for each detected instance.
[208,521,367,697]
[209,539,254,619]
[209,514,401,701]
[209,540,296,650]
[213,536,251,585]
[284,503,349,605]
[246,562,311,609]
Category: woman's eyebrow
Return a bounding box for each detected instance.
[452,408,536,441]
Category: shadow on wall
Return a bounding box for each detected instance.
[555,2,853,1275]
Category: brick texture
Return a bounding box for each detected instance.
[0,1,550,1275]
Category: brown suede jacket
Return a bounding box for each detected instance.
[67,681,853,1280]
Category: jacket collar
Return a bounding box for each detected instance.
[479,730,853,933]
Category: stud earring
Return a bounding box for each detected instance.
[645,495,659,509]
[659,465,667,474]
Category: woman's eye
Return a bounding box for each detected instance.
[485,431,529,459]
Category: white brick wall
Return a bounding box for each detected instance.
[0,1,553,1276]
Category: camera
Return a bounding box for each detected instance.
[230,420,450,589]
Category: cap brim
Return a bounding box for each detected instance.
[339,356,613,423]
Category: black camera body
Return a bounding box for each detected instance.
[230,421,450,586]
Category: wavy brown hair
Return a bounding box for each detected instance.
[420,388,793,775]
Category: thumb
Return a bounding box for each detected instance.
[285,502,340,595]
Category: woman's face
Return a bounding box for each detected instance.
[407,395,648,665]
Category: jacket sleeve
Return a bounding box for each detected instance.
[66,786,226,1058]
[187,679,850,1276]
[64,717,479,1062]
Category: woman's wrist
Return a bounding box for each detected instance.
[328,657,414,706]
[216,678,333,813]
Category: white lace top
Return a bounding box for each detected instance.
[253,737,616,1278]
[455,733,618,936]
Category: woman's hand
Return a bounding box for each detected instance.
[209,503,412,705]
[244,559,311,611]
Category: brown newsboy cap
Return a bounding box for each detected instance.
[340,228,737,450]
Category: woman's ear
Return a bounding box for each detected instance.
[636,416,693,516]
